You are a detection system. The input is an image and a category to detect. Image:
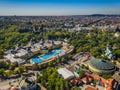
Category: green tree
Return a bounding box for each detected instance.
[71,86,81,90]
[0,68,5,76]
[102,74,112,79]
[79,69,85,78]
[17,66,24,74]
[4,70,12,76]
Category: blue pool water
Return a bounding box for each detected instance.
[41,51,58,59]
[32,56,44,63]
[31,48,64,63]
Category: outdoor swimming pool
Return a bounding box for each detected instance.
[31,48,64,63]
[32,56,44,63]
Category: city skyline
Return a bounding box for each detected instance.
[0,0,120,16]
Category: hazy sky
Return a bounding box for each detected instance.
[0,0,120,16]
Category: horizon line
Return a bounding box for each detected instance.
[0,14,120,17]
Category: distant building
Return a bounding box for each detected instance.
[114,32,120,37]
[114,26,120,37]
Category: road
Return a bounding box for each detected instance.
[0,78,21,89]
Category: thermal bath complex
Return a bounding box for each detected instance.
[31,48,65,63]
[4,39,74,65]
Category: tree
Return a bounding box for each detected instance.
[37,67,70,90]
[38,64,43,69]
[9,64,15,70]
[102,74,112,79]
[22,76,26,80]
[65,80,69,90]
[48,80,55,90]
[36,76,42,83]
[0,68,5,76]
[55,82,60,90]
[0,48,3,59]
[17,66,24,74]
[41,80,46,87]
[93,79,97,86]
[71,86,81,90]
[79,69,85,78]
[61,57,65,63]
[60,83,64,90]
[9,81,12,86]
[4,70,12,77]
[48,61,53,67]
[24,66,28,73]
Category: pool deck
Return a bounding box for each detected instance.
[30,46,74,64]
[31,48,63,63]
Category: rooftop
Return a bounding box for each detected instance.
[89,59,115,70]
[85,86,98,90]
[57,68,74,79]
[92,74,119,90]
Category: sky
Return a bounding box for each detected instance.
[0,0,120,16]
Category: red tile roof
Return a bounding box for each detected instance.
[71,78,82,85]
[82,72,93,84]
[92,74,118,90]
[85,86,99,90]
[10,87,19,90]
[82,76,93,84]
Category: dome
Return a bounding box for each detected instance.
[88,58,116,75]
[89,59,115,70]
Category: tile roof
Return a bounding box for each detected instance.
[92,74,118,90]
[85,86,98,90]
